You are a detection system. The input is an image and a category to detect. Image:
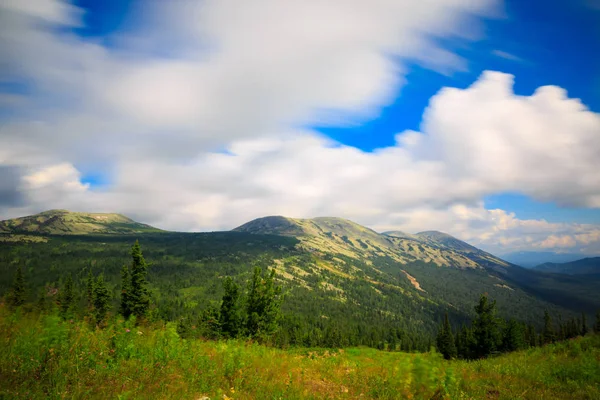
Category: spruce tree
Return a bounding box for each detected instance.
[436,312,457,359]
[129,241,150,320]
[58,275,75,319]
[36,288,47,312]
[86,270,95,310]
[93,275,111,326]
[472,294,502,358]
[219,277,242,338]
[542,310,555,344]
[501,319,525,352]
[119,264,133,319]
[595,310,600,334]
[7,265,26,308]
[526,324,537,347]
[246,267,282,339]
[581,312,588,336]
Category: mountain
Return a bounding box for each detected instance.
[0,209,162,235]
[234,216,600,316]
[2,210,599,350]
[500,251,585,268]
[235,216,509,269]
[533,257,600,275]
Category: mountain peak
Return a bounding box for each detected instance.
[234,215,509,269]
[0,210,160,235]
[416,230,455,239]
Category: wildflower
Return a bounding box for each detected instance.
[137,331,143,335]
[125,329,130,333]
[230,387,235,393]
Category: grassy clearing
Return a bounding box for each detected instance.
[1,307,599,399]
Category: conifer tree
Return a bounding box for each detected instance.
[7,265,26,308]
[58,274,75,319]
[36,288,47,312]
[542,310,555,344]
[129,241,150,320]
[525,324,537,347]
[93,275,111,326]
[219,277,242,338]
[388,335,397,352]
[86,270,95,310]
[501,319,525,352]
[595,310,600,334]
[436,312,457,359]
[246,267,282,339]
[581,312,588,336]
[472,294,502,358]
[119,264,133,319]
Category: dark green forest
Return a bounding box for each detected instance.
[1,232,599,352]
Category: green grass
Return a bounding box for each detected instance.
[1,306,599,399]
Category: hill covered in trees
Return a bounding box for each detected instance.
[534,257,600,275]
[1,210,600,350]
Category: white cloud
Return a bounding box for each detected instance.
[491,49,522,62]
[1,0,600,255]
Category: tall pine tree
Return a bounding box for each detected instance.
[542,310,555,344]
[246,267,282,339]
[581,312,588,336]
[93,274,111,326]
[129,241,150,320]
[219,277,242,338]
[436,312,457,359]
[472,294,502,358]
[501,319,525,352]
[7,265,26,308]
[595,310,600,334]
[58,274,75,319]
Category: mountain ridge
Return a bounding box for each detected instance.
[0,209,162,235]
[234,215,509,270]
[533,257,600,275]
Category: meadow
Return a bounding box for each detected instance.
[1,306,599,400]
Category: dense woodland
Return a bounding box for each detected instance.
[2,233,599,355]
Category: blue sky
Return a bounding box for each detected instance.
[1,0,599,254]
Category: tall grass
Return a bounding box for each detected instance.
[1,306,598,399]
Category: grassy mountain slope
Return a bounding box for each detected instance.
[234,216,598,324]
[534,257,600,275]
[0,209,162,235]
[235,216,483,268]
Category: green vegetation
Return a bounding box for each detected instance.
[7,265,26,309]
[0,230,598,351]
[0,210,162,235]
[2,209,600,398]
[1,306,599,399]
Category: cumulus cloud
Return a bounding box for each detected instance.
[1,0,600,255]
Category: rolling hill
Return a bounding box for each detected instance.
[0,209,162,235]
[533,257,600,275]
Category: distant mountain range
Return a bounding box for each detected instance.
[533,257,600,275]
[500,251,587,268]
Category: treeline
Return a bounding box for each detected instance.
[4,241,285,343]
[0,239,436,351]
[436,294,600,360]
[5,238,598,355]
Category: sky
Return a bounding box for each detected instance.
[0,0,599,256]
